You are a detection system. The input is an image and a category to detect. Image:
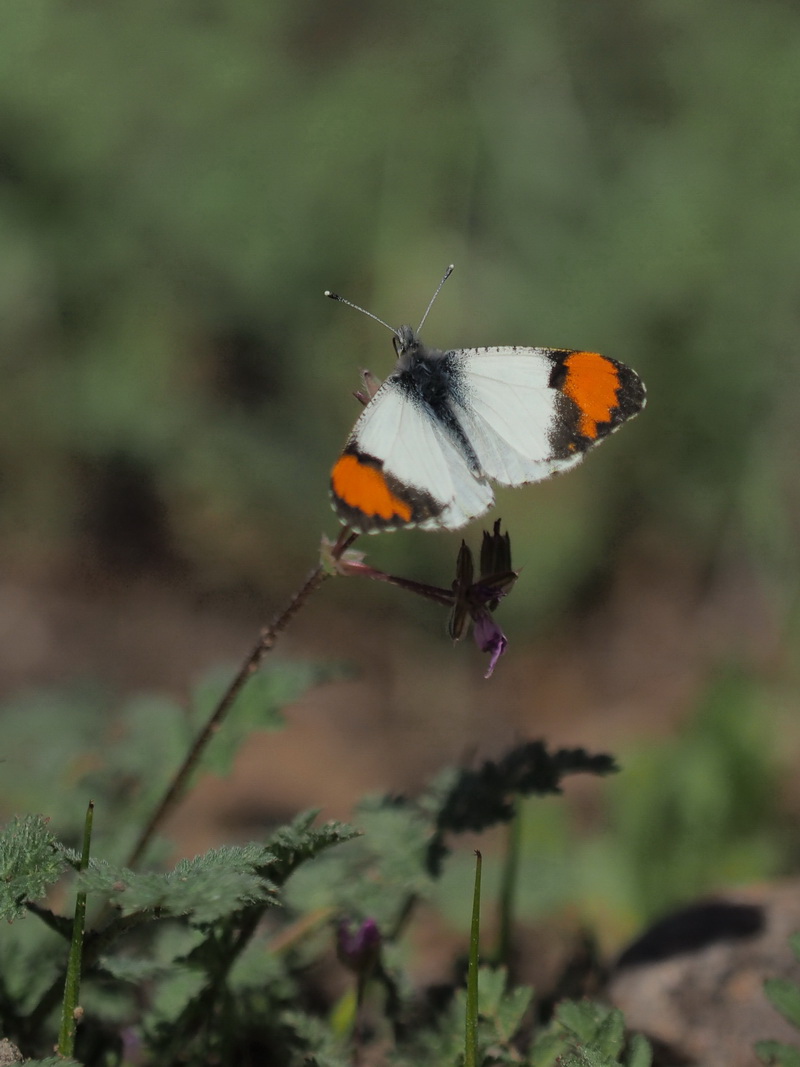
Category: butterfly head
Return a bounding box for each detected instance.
[393,324,422,360]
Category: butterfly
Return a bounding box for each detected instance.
[328,267,646,534]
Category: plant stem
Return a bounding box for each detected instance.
[58,800,93,1057]
[124,528,358,870]
[340,561,454,606]
[352,971,367,1067]
[465,849,482,1067]
[495,799,522,967]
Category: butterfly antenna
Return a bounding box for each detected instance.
[324,290,398,336]
[417,264,454,333]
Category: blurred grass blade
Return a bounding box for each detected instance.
[465,849,482,1067]
[496,800,521,966]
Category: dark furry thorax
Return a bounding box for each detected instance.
[392,326,455,410]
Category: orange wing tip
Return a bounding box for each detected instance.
[561,351,645,439]
[561,351,621,439]
[331,453,414,527]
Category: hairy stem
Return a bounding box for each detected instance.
[339,561,454,606]
[125,528,358,870]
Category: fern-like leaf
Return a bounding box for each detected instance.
[79,844,278,922]
[426,742,617,874]
[0,815,65,921]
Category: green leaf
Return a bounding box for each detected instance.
[765,979,800,1029]
[108,694,191,783]
[531,1000,632,1067]
[494,983,534,1043]
[0,688,108,829]
[80,843,278,922]
[560,1048,620,1067]
[285,800,429,927]
[556,1000,625,1055]
[82,693,194,856]
[282,1009,351,1067]
[228,933,291,995]
[147,964,208,1026]
[98,953,178,983]
[626,1033,653,1067]
[468,964,533,1043]
[193,660,348,777]
[531,1027,569,1066]
[425,743,617,874]
[474,965,507,1016]
[0,815,65,920]
[389,989,466,1065]
[25,1060,82,1066]
[264,812,360,887]
[77,817,355,937]
[756,1040,800,1067]
[593,1007,627,1057]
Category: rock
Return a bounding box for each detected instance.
[609,885,800,1066]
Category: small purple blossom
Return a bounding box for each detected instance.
[448,520,516,677]
[336,917,382,976]
[334,520,517,677]
[473,612,508,678]
[120,1027,144,1065]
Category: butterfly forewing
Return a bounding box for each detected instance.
[446,347,566,485]
[448,345,645,486]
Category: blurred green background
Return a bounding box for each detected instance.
[2,0,798,606]
[2,0,800,934]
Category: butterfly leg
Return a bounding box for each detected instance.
[353,369,383,407]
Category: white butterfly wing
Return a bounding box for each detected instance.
[333,381,494,532]
[442,348,578,485]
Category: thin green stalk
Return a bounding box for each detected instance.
[465,849,482,1067]
[58,800,93,1057]
[352,972,367,1067]
[495,800,522,966]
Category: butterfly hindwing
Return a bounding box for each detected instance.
[330,380,494,533]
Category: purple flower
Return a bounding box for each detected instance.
[473,612,508,678]
[448,520,517,677]
[336,917,382,976]
[336,519,518,677]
